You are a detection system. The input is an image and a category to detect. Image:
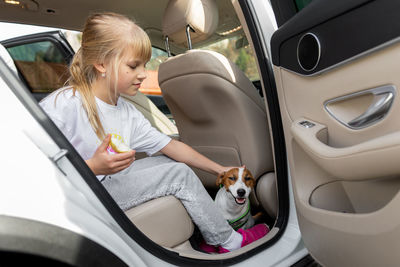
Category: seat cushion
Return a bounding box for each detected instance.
[125,196,194,248]
[256,172,277,218]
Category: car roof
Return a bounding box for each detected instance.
[0,0,242,54]
[0,22,62,42]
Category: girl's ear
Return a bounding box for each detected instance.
[93,63,107,74]
[216,172,225,186]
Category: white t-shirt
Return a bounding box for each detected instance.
[39,88,171,178]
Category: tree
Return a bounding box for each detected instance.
[235,48,250,73]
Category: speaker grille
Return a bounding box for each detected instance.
[297,33,321,72]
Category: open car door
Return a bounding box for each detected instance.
[270,0,400,265]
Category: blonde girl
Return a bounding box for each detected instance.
[40,12,268,253]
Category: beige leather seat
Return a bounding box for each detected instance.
[122,92,178,136]
[159,0,277,218]
[122,93,179,160]
[126,196,194,248]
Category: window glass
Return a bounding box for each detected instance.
[140,47,168,96]
[7,41,69,93]
[294,0,313,11]
[63,30,82,52]
[199,35,260,81]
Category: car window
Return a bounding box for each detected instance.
[140,47,168,96]
[7,41,69,94]
[294,0,313,11]
[199,35,260,81]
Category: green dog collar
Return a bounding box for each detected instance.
[227,201,251,230]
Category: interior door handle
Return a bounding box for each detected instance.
[348,90,394,128]
[325,85,396,129]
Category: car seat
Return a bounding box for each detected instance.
[158,0,277,218]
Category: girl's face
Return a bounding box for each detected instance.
[112,55,147,97]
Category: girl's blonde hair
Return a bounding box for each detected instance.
[67,12,152,140]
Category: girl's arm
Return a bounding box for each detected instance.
[160,139,235,175]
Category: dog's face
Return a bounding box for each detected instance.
[216,167,255,205]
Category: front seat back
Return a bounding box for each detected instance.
[158,0,274,188]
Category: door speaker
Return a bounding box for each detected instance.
[297,33,321,72]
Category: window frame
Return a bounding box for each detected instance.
[1,31,74,100]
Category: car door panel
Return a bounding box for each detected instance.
[271,0,400,265]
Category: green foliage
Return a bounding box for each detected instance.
[295,0,313,11]
[236,48,249,73]
[200,35,260,81]
[146,47,168,70]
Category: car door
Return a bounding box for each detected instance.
[269,0,400,266]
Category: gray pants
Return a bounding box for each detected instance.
[101,155,233,245]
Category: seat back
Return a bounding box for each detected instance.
[158,0,274,187]
[122,92,178,136]
[159,50,274,187]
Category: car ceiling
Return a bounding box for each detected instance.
[0,0,243,53]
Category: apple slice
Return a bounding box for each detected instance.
[109,134,131,153]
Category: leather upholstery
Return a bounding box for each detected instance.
[162,0,218,48]
[159,49,274,188]
[159,0,277,221]
[256,172,277,218]
[122,92,178,136]
[125,196,194,248]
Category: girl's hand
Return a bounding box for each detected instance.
[86,135,136,175]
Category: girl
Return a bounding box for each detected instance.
[39,12,268,253]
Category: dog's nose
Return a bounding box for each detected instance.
[237,189,246,197]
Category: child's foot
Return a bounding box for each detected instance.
[199,239,218,253]
[218,224,269,253]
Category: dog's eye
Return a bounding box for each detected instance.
[244,177,251,181]
[229,177,235,181]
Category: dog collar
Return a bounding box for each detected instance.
[227,201,251,230]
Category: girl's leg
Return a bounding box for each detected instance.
[101,155,233,245]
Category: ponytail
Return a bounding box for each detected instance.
[68,48,106,140]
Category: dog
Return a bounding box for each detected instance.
[215,167,256,230]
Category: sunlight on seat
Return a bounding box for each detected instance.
[203,50,237,83]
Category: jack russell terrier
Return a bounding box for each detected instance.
[215,167,256,230]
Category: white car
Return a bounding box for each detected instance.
[1,0,397,266]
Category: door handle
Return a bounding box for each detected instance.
[325,85,396,129]
[348,90,394,128]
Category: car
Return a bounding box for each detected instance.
[1,0,397,266]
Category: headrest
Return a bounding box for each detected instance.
[162,0,218,48]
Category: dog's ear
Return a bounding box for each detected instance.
[216,172,225,186]
[244,168,256,188]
